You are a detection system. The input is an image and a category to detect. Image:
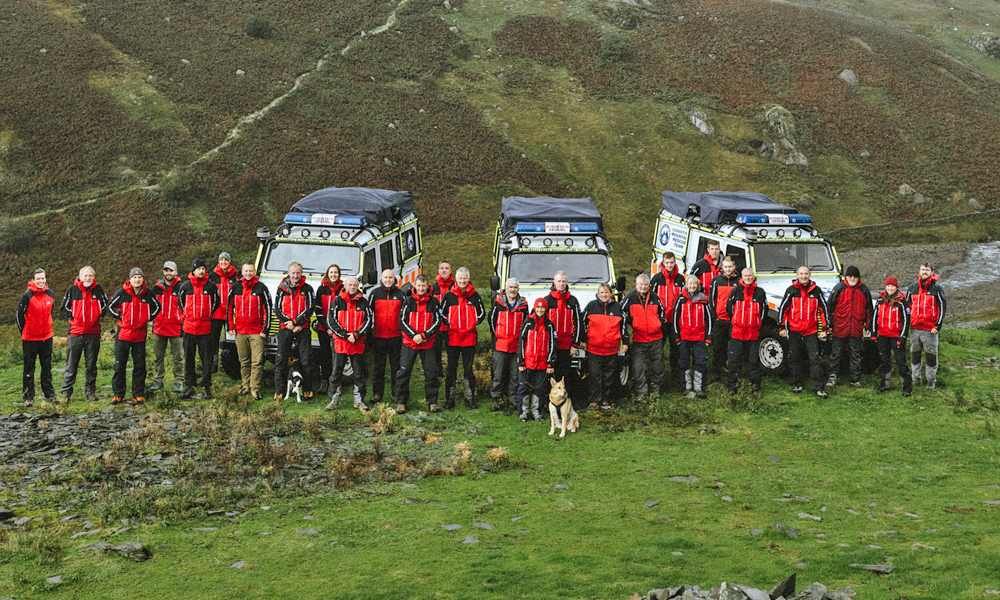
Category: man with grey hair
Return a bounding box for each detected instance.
[725,268,767,394]
[489,278,528,412]
[441,267,485,409]
[621,272,666,401]
[59,266,108,403]
[907,262,946,390]
[545,270,581,382]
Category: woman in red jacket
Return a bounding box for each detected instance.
[582,283,628,410]
[517,298,556,421]
[107,268,161,404]
[673,275,713,399]
[314,264,344,394]
[872,276,911,396]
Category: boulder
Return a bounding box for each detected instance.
[970,198,982,211]
[689,111,714,135]
[839,69,857,85]
[899,184,915,196]
[768,574,795,600]
[788,582,825,600]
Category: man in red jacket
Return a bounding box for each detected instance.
[622,273,666,401]
[489,278,528,412]
[369,269,404,406]
[725,268,767,395]
[825,265,872,388]
[59,266,107,403]
[151,261,184,393]
[107,268,161,404]
[326,276,372,411]
[177,259,221,399]
[273,261,315,401]
[778,266,830,398]
[16,269,56,407]
[208,252,238,375]
[690,240,722,292]
[395,275,442,413]
[441,267,486,410]
[228,262,272,401]
[908,262,947,390]
[650,252,685,384]
[431,260,454,385]
[545,270,582,382]
[709,257,740,374]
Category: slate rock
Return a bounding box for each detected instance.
[668,475,699,483]
[644,501,661,507]
[110,542,150,562]
[462,536,479,544]
[750,529,762,536]
[472,522,493,530]
[295,529,320,535]
[0,508,13,521]
[78,541,112,552]
[788,582,825,600]
[826,587,856,600]
[192,527,219,532]
[47,575,63,584]
[554,484,570,489]
[733,584,770,600]
[231,561,245,569]
[849,564,894,574]
[511,516,524,522]
[442,524,462,531]
[773,523,799,537]
[769,573,796,599]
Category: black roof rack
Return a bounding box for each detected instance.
[499,196,604,233]
[661,190,796,224]
[290,187,414,223]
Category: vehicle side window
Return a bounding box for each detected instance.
[726,246,748,273]
[695,236,713,260]
[401,227,418,261]
[363,248,378,287]
[379,240,394,272]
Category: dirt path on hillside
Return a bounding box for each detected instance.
[838,242,1000,320]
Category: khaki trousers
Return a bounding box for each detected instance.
[236,333,266,394]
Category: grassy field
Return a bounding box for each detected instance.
[2,321,1000,598]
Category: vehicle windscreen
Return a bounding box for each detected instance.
[509,253,611,285]
[263,242,360,276]
[754,242,836,274]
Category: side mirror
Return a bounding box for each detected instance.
[616,275,627,302]
[365,271,378,287]
[490,275,501,293]
[400,282,413,295]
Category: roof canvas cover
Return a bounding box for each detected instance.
[661,190,797,224]
[500,196,604,232]
[290,187,414,223]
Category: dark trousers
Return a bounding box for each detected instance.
[274,327,312,394]
[491,350,520,404]
[62,334,100,398]
[878,336,912,393]
[371,336,402,402]
[446,344,477,405]
[677,340,708,380]
[433,334,449,382]
[517,368,550,413]
[789,332,824,392]
[332,352,367,401]
[183,332,212,390]
[631,338,664,396]
[316,329,334,386]
[209,318,226,372]
[713,320,732,370]
[587,353,617,406]
[829,335,863,383]
[553,347,573,382]
[395,345,439,406]
[113,338,147,398]
[727,338,761,391]
[22,338,54,400]
[663,325,681,380]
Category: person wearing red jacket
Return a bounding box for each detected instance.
[208,252,238,375]
[369,269,405,406]
[622,273,666,401]
[673,275,713,399]
[517,298,556,421]
[177,259,221,399]
[690,240,722,294]
[489,278,528,413]
[709,257,740,375]
[228,262,272,401]
[825,265,873,388]
[325,276,372,411]
[395,275,442,413]
[273,261,315,401]
[582,283,629,409]
[430,260,454,386]
[106,268,161,404]
[151,261,184,393]
[59,266,107,403]
[650,252,685,383]
[907,262,947,390]
[872,276,911,396]
[778,266,830,398]
[16,269,56,407]
[725,268,767,395]
[545,271,582,381]
[313,264,344,395]
[441,267,486,410]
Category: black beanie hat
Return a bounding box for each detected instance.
[845,266,861,278]
[192,258,207,271]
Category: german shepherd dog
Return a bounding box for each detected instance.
[548,377,579,438]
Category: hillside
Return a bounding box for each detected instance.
[3,0,1000,316]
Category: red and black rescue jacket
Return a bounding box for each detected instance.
[60,278,107,336]
[709,272,741,322]
[153,277,183,337]
[778,279,828,336]
[274,276,315,330]
[16,281,55,342]
[582,297,628,356]
[107,281,161,343]
[650,263,685,326]
[673,286,713,343]
[313,279,344,333]
[518,313,556,370]
[872,291,909,339]
[441,284,485,347]
[726,281,767,341]
[827,280,873,338]
[228,276,272,335]
[621,288,665,343]
[370,283,404,339]
[489,293,528,353]
[431,275,455,333]
[400,289,441,350]
[690,253,721,293]
[328,289,372,355]
[209,263,238,321]
[907,274,946,331]
[177,273,220,335]
[545,288,582,350]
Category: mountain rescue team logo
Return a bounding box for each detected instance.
[659,225,670,247]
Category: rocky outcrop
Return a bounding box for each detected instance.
[760,105,807,166]
[639,576,857,600]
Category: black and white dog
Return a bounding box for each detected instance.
[285,358,304,403]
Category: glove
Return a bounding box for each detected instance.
[705,340,712,346]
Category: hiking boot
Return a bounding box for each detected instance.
[826,374,837,387]
[302,390,313,401]
[324,401,336,412]
[354,401,368,411]
[110,396,124,404]
[926,381,936,390]
[173,384,184,393]
[273,393,284,401]
[519,412,528,422]
[792,386,803,394]
[491,399,500,412]
[902,390,912,397]
[318,380,329,395]
[180,388,196,400]
[150,383,163,392]
[816,390,828,399]
[23,398,33,407]
[849,381,862,388]
[132,396,145,404]
[203,387,213,400]
[85,394,97,403]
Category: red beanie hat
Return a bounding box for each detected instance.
[533,298,547,311]
[885,276,898,287]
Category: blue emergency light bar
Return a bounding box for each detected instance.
[283,213,368,226]
[514,222,601,233]
[570,222,600,232]
[736,214,768,224]
[735,213,812,225]
[514,222,545,233]
[788,214,812,224]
